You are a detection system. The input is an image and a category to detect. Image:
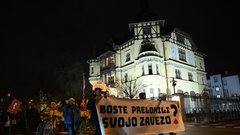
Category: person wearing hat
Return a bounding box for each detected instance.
[63,98,80,135]
[86,88,103,135]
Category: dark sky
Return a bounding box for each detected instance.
[0,0,238,101]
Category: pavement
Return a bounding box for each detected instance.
[184,120,240,129]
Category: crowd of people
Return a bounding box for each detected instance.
[1,90,178,135]
[0,96,94,135]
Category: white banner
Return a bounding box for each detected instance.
[96,97,185,135]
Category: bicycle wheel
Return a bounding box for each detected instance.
[36,123,44,135]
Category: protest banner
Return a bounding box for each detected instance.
[7,98,22,114]
[96,97,185,135]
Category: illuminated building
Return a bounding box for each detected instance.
[87,18,207,102]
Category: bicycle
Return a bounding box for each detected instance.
[36,120,54,135]
[36,112,54,135]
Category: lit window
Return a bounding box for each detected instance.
[108,76,114,86]
[150,88,154,99]
[216,87,219,91]
[217,95,221,98]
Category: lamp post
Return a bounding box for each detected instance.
[170,77,177,94]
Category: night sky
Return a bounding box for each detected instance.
[0,0,238,101]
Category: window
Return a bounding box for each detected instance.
[178,48,186,62]
[108,76,114,86]
[213,76,218,82]
[223,89,229,97]
[187,52,193,65]
[200,62,203,69]
[142,65,145,76]
[215,87,219,91]
[156,64,160,75]
[175,69,181,79]
[91,67,94,74]
[150,88,154,99]
[171,46,177,59]
[217,95,221,98]
[188,72,193,81]
[125,53,130,62]
[176,33,185,44]
[124,73,128,82]
[143,26,151,35]
[107,56,115,66]
[223,80,227,86]
[148,64,153,75]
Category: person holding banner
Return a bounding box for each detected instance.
[86,88,103,135]
[158,93,176,135]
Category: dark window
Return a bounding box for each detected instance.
[91,67,94,74]
[148,64,153,75]
[178,48,186,62]
[176,33,185,44]
[223,80,227,86]
[213,76,218,83]
[200,62,203,69]
[143,26,151,35]
[124,74,128,82]
[142,65,145,76]
[175,69,181,79]
[126,53,130,62]
[188,72,193,81]
[156,64,159,75]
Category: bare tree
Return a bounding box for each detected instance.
[120,77,144,99]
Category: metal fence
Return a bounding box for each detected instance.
[172,94,240,123]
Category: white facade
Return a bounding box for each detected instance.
[207,74,240,98]
[87,20,208,100]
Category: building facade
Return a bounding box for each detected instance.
[207,74,240,98]
[87,18,208,102]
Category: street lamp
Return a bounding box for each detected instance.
[170,77,177,94]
